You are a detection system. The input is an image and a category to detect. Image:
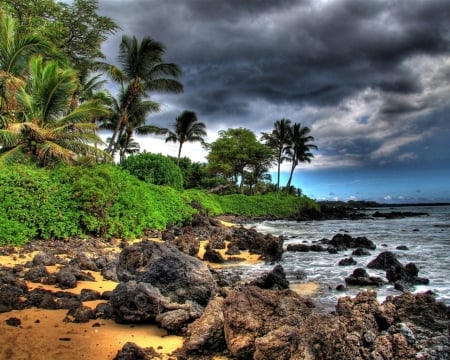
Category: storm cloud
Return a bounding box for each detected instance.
[96,0,450,199]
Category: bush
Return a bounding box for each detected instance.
[54,165,195,238]
[120,152,184,191]
[183,189,223,216]
[0,165,80,245]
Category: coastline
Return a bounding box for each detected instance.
[0,212,448,359]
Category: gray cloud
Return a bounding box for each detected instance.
[97,0,450,172]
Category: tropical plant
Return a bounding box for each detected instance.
[285,123,317,188]
[104,35,183,156]
[261,118,291,191]
[0,14,51,126]
[0,56,110,166]
[158,110,207,165]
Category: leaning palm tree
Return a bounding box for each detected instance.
[0,56,110,167]
[285,123,317,189]
[261,118,292,191]
[162,110,206,165]
[104,35,183,156]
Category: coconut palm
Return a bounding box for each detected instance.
[261,118,292,191]
[0,15,51,126]
[104,35,183,156]
[0,56,110,166]
[285,123,317,189]
[162,110,206,165]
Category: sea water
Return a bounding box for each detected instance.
[231,205,450,312]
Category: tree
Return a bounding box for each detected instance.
[261,118,292,191]
[162,110,206,165]
[206,128,273,194]
[1,0,119,77]
[0,14,51,126]
[0,56,110,166]
[105,35,183,157]
[285,123,317,189]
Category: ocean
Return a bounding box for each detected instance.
[233,205,450,312]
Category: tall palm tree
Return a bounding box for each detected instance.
[163,110,206,165]
[104,35,183,156]
[0,56,110,166]
[285,123,317,189]
[261,118,292,191]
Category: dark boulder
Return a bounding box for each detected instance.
[367,251,402,270]
[114,342,160,360]
[352,247,371,256]
[345,268,386,287]
[203,246,225,263]
[65,305,95,323]
[338,257,357,266]
[32,251,58,266]
[249,264,290,290]
[286,243,310,252]
[329,233,376,250]
[116,241,215,307]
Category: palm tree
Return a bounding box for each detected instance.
[261,118,292,191]
[104,35,183,156]
[0,15,51,126]
[0,56,110,166]
[285,123,317,189]
[162,110,206,165]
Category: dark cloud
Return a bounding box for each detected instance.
[97,0,450,176]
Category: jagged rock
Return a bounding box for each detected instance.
[253,325,301,360]
[352,247,371,256]
[79,289,101,302]
[222,285,314,358]
[156,309,190,332]
[180,296,226,357]
[116,241,215,308]
[328,233,376,250]
[55,267,77,289]
[113,342,160,360]
[286,244,310,252]
[203,247,225,263]
[65,305,95,323]
[71,252,98,271]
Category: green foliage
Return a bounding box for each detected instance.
[54,164,194,238]
[0,165,80,245]
[183,189,224,216]
[215,193,318,217]
[120,152,184,190]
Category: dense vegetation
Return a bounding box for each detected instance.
[0,1,320,246]
[0,164,317,245]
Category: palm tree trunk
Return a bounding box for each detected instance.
[277,161,281,191]
[176,142,183,165]
[286,161,297,189]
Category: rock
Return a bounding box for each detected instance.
[222,285,314,358]
[345,268,386,287]
[116,241,215,308]
[0,284,27,312]
[32,252,57,266]
[249,264,290,290]
[203,247,225,263]
[5,317,21,327]
[156,309,190,332]
[24,266,50,283]
[338,257,357,266]
[167,230,200,257]
[55,267,77,289]
[253,325,301,360]
[372,211,429,219]
[180,296,226,356]
[286,244,310,252]
[71,252,98,271]
[352,247,371,256]
[367,251,403,270]
[79,289,101,302]
[329,233,376,250]
[114,342,159,360]
[65,305,95,323]
[396,245,409,250]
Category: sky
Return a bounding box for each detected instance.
[92,0,450,203]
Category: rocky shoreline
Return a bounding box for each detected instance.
[0,213,449,359]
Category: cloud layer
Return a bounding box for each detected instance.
[98,0,450,177]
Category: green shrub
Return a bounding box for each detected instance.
[183,189,223,216]
[0,165,80,245]
[120,152,184,191]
